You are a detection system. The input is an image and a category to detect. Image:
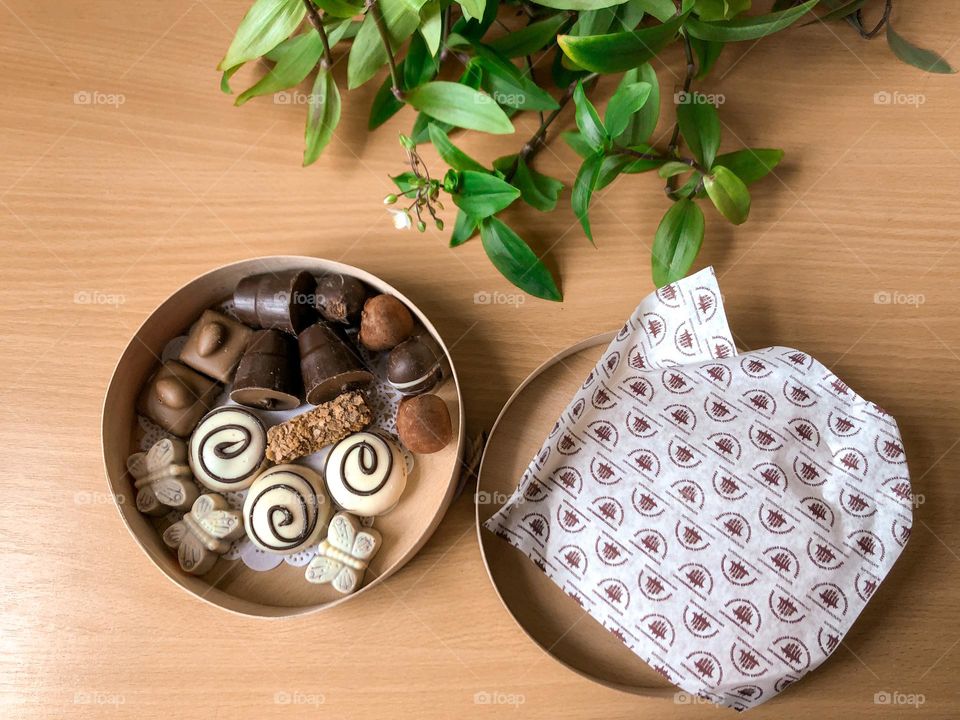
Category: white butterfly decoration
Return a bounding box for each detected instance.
[305,512,382,594]
[127,437,199,516]
[162,493,244,575]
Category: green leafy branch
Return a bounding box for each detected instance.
[219,0,955,300]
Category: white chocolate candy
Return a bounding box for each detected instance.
[127,437,199,516]
[323,432,408,516]
[189,406,267,492]
[305,512,382,594]
[242,465,332,554]
[162,493,244,575]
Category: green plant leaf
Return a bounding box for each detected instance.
[347,0,424,89]
[480,217,561,301]
[312,0,365,18]
[391,171,419,192]
[886,23,956,74]
[658,160,693,178]
[615,64,660,144]
[694,0,750,21]
[369,74,405,129]
[235,33,323,106]
[221,64,242,94]
[219,0,306,71]
[558,4,690,73]
[651,198,705,287]
[685,0,816,41]
[489,13,570,57]
[451,0,498,39]
[570,7,617,35]
[712,148,783,185]
[406,82,514,133]
[459,0,486,21]
[452,170,521,217]
[614,0,647,30]
[428,124,487,172]
[801,0,867,25]
[420,1,443,54]
[473,48,561,111]
[530,0,632,10]
[573,80,607,149]
[513,157,564,212]
[573,152,603,243]
[676,96,720,168]
[596,148,664,189]
[704,165,750,224]
[562,130,594,158]
[630,0,676,21]
[303,68,341,165]
[403,31,439,89]
[604,81,652,139]
[690,36,724,78]
[450,209,479,246]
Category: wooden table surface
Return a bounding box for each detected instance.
[2,1,959,717]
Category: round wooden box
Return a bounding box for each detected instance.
[102,256,464,618]
[476,334,674,696]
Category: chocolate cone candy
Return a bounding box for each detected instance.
[298,322,373,405]
[230,329,302,411]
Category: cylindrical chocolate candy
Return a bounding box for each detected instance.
[233,270,316,334]
[298,322,374,405]
[314,273,368,325]
[386,334,446,396]
[230,329,302,411]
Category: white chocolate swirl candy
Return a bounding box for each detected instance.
[323,432,407,516]
[189,406,267,492]
[242,465,332,554]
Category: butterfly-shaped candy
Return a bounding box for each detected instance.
[127,438,199,516]
[305,512,382,594]
[162,493,244,575]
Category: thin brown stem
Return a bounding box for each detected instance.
[619,147,707,175]
[856,0,893,39]
[366,0,403,99]
[505,72,598,181]
[302,0,333,69]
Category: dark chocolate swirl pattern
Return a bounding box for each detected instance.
[339,436,393,497]
[242,467,328,554]
[189,407,266,491]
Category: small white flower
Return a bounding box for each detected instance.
[388,208,412,230]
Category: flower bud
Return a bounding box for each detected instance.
[384,194,398,204]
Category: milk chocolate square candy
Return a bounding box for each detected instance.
[137,360,220,437]
[179,309,253,383]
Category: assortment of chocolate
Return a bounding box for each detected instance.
[127,269,454,593]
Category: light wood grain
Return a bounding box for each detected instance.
[2,0,960,717]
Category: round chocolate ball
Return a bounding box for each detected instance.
[358,295,414,351]
[387,338,442,396]
[396,394,452,454]
[315,273,368,325]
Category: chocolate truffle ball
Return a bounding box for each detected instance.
[387,337,442,396]
[396,394,452,454]
[358,294,414,351]
[315,273,368,325]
